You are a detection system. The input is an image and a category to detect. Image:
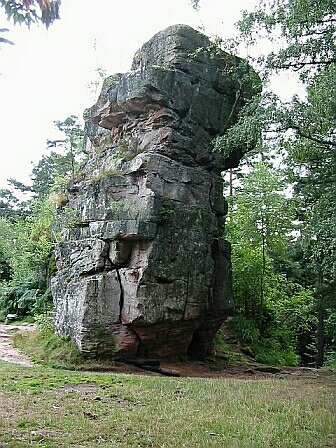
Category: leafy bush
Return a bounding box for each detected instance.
[34,313,54,333]
[33,287,53,315]
[0,281,53,316]
[228,315,261,345]
[324,351,336,370]
[254,339,298,366]
[227,315,298,366]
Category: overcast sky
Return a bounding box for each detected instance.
[0,0,297,189]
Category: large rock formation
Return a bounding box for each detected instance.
[52,25,257,359]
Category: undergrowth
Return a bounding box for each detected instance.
[214,328,243,364]
[223,315,299,367]
[13,314,84,369]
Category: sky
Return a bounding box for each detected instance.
[0,0,299,189]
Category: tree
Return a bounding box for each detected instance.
[237,0,335,78]
[0,198,57,315]
[230,0,336,366]
[287,70,336,365]
[226,161,319,365]
[51,115,84,178]
[0,0,61,28]
[226,162,293,324]
[4,116,84,201]
[0,115,84,317]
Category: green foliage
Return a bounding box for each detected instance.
[107,198,125,216]
[213,94,262,157]
[0,199,55,285]
[0,0,60,29]
[228,316,261,346]
[0,248,12,281]
[225,0,336,367]
[227,162,293,254]
[55,205,82,228]
[228,316,299,366]
[0,116,85,318]
[213,329,243,364]
[324,351,336,370]
[46,116,85,182]
[116,137,142,161]
[254,340,298,366]
[34,312,54,333]
[237,0,335,79]
[226,160,321,365]
[0,281,53,316]
[0,196,57,317]
[30,151,73,198]
[102,74,119,90]
[33,287,53,315]
[226,162,294,324]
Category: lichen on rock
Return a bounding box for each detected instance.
[52,24,258,359]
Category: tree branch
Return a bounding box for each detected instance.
[290,126,336,148]
[278,59,336,71]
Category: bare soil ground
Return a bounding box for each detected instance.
[0,323,35,366]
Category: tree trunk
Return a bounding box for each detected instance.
[316,267,325,368]
[316,300,325,368]
[229,168,233,196]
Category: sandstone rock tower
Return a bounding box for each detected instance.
[52,25,256,359]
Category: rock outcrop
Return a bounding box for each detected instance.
[52,25,257,359]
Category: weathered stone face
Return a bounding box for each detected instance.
[52,24,256,359]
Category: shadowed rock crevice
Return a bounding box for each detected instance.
[52,24,258,359]
[115,268,124,323]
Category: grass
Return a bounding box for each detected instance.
[0,360,335,448]
[13,328,84,369]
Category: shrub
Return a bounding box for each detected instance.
[227,315,299,366]
[228,315,261,345]
[254,339,298,366]
[0,281,53,317]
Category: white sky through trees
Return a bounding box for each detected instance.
[0,0,297,188]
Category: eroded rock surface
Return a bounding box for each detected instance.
[52,25,257,359]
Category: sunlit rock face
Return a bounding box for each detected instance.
[52,24,256,359]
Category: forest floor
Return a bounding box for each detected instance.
[0,322,334,381]
[0,324,335,447]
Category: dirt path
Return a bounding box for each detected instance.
[0,323,35,367]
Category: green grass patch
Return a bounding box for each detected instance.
[13,327,84,369]
[0,361,334,447]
